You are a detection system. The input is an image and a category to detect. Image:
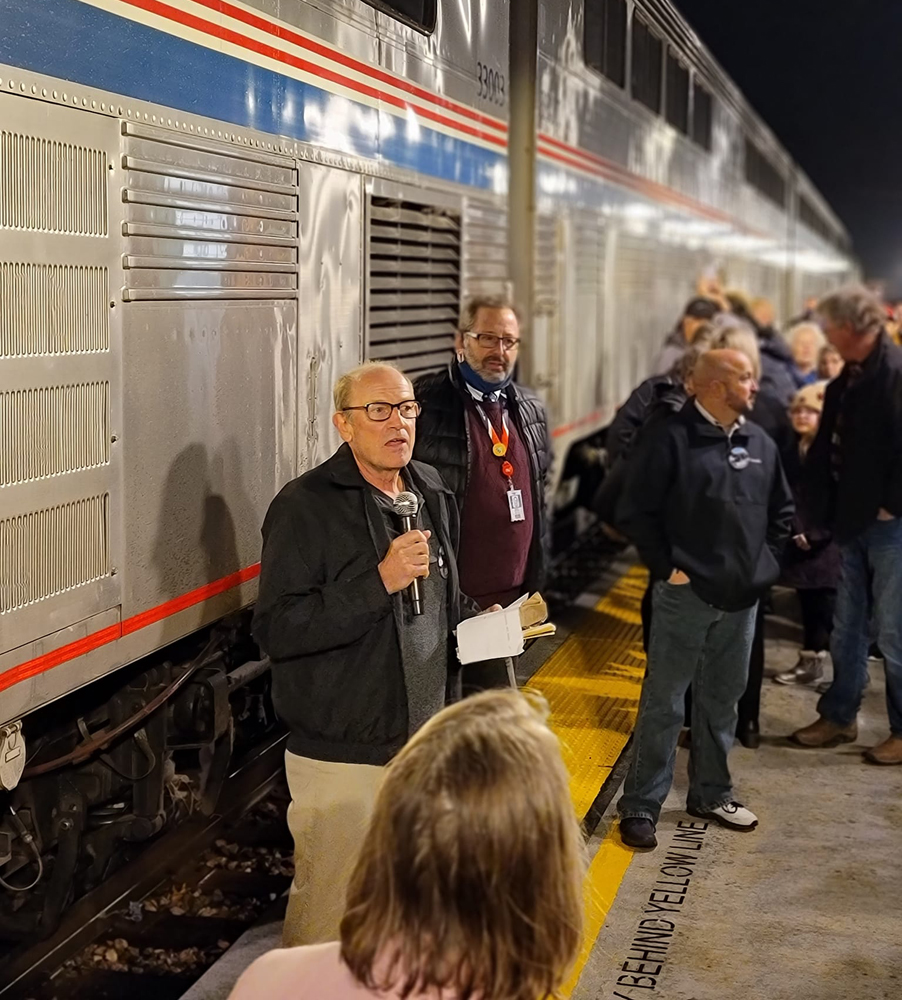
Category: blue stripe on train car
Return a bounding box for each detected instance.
[0,0,505,190]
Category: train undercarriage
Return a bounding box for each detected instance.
[0,615,277,940]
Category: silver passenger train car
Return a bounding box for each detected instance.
[0,0,852,923]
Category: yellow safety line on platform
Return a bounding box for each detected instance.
[560,823,636,997]
[530,564,648,820]
[528,564,648,997]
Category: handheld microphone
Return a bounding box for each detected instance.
[392,492,423,616]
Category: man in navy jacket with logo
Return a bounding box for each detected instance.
[617,350,794,850]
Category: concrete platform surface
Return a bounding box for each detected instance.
[573,638,902,1000]
[180,917,281,1000]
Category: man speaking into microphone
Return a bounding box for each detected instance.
[253,362,483,948]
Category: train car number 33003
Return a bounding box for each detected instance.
[477,61,505,106]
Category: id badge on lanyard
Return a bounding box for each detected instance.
[476,403,525,523]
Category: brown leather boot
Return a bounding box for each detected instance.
[790,717,858,747]
[864,735,902,765]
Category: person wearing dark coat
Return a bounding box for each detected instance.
[651,296,720,375]
[744,296,798,408]
[773,382,841,686]
[253,363,484,946]
[595,374,686,540]
[791,286,902,764]
[413,296,551,691]
[616,350,794,850]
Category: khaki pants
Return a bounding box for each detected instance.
[282,751,383,947]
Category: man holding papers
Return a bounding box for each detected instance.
[253,362,484,949]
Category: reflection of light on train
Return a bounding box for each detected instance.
[0,0,855,934]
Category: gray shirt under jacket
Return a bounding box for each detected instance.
[372,484,448,736]
[252,444,479,767]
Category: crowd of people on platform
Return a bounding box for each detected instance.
[228,280,901,995]
[601,281,902,849]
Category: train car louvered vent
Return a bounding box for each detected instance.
[534,213,559,316]
[0,263,109,356]
[0,494,110,614]
[575,221,604,296]
[122,122,299,301]
[0,383,110,487]
[462,200,508,300]
[367,195,461,377]
[0,131,109,235]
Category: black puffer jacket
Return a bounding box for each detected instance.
[413,363,552,593]
[594,377,686,529]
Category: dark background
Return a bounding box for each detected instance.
[677,0,902,296]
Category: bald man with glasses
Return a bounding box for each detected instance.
[253,362,484,947]
[414,297,552,690]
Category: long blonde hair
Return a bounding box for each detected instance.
[341,690,585,1000]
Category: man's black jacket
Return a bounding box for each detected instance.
[805,333,902,542]
[252,444,477,766]
[413,363,552,593]
[619,401,794,611]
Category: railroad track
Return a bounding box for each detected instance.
[1,523,620,1000]
[1,734,290,1000]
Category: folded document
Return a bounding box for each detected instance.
[455,593,556,665]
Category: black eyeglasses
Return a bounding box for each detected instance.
[466,332,522,352]
[342,400,421,421]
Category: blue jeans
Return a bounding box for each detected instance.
[618,581,757,823]
[818,517,902,736]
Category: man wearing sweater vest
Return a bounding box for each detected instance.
[414,296,552,690]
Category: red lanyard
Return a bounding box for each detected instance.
[476,404,515,480]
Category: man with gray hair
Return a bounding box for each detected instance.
[413,296,551,689]
[791,285,902,764]
[253,362,483,946]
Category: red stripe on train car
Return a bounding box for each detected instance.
[0,563,261,695]
[117,0,508,149]
[184,0,508,135]
[537,134,768,237]
[552,410,604,438]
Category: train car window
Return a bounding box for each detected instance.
[745,139,787,208]
[799,194,840,247]
[631,14,662,114]
[360,0,436,33]
[584,0,627,88]
[692,82,713,150]
[665,49,689,134]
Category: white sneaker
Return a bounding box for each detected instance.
[688,801,758,831]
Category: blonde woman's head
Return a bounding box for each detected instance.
[341,689,585,1000]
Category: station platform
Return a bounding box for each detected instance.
[183,565,902,1000]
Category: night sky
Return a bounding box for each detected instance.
[676,0,902,296]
